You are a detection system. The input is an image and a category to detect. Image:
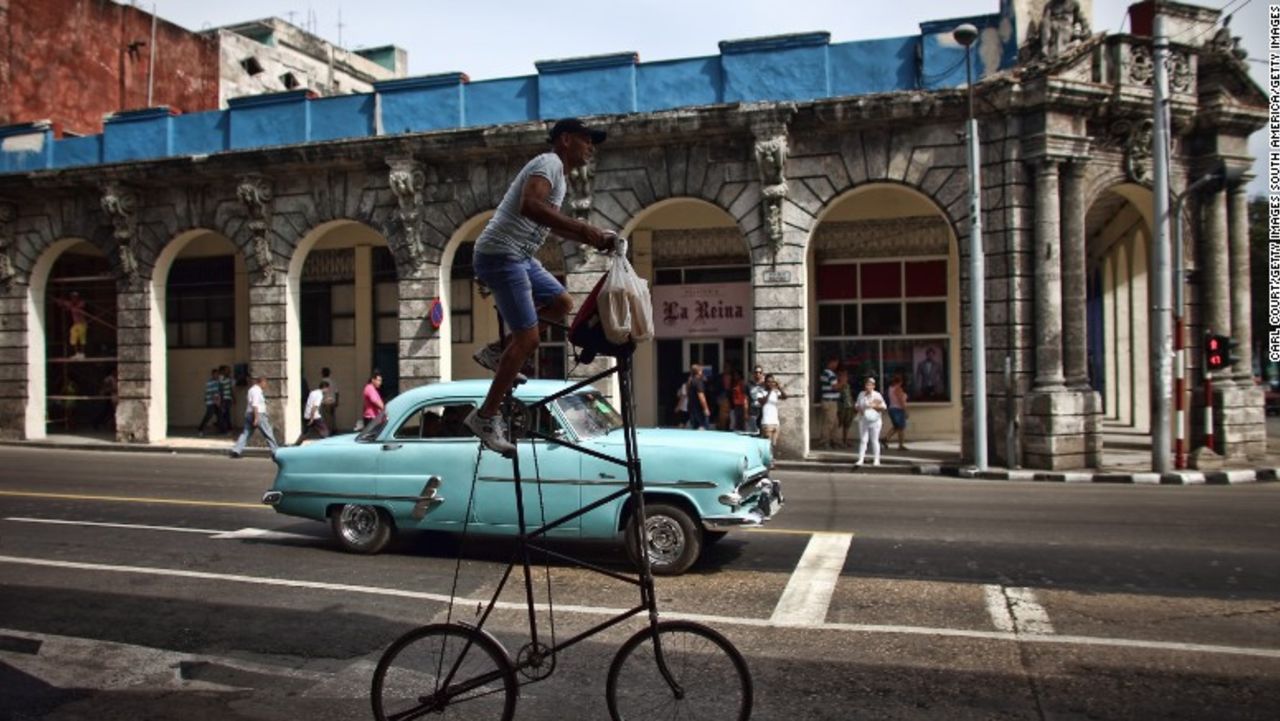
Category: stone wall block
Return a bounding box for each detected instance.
[755,330,805,352]
[250,284,286,306]
[754,285,804,308]
[754,308,804,331]
[727,183,762,223]
[861,130,890,179]
[249,323,285,343]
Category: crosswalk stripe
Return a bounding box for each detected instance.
[769,532,854,626]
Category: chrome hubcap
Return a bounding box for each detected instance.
[339,505,379,545]
[644,515,685,566]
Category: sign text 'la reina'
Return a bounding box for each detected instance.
[652,282,753,338]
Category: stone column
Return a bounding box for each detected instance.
[248,276,293,445]
[398,266,442,392]
[1228,184,1253,384]
[1033,159,1066,390]
[753,246,806,460]
[115,283,153,443]
[1201,188,1231,343]
[1060,161,1088,389]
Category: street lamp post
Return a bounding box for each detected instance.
[953,23,987,471]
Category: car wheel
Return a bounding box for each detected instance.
[626,502,702,576]
[330,504,393,554]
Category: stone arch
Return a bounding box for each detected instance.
[284,219,393,439]
[803,182,964,451]
[25,237,112,439]
[1085,182,1154,434]
[439,210,493,382]
[149,228,244,440]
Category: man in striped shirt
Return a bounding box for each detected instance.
[819,357,842,449]
[196,367,222,437]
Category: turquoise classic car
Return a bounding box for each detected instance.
[263,379,783,575]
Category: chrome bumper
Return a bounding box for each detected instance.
[702,478,784,530]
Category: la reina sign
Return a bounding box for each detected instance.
[652,282,753,338]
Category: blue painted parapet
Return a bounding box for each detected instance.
[0,9,1021,176]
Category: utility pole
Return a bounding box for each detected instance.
[1151,6,1173,473]
[954,23,988,471]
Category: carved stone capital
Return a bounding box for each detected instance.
[0,201,18,290]
[387,156,427,269]
[567,159,596,223]
[753,130,789,263]
[100,182,141,285]
[237,174,276,282]
[1111,118,1154,186]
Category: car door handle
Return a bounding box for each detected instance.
[598,472,616,479]
[382,443,403,451]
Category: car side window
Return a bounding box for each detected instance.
[393,402,476,440]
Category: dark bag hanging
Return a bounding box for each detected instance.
[569,273,636,364]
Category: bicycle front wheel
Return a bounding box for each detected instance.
[372,623,518,721]
[606,620,752,721]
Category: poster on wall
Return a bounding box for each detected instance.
[910,340,949,402]
[652,283,753,338]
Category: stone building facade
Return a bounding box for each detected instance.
[0,1,1267,469]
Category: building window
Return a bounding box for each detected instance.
[300,282,356,346]
[166,257,235,348]
[814,258,950,402]
[450,243,474,344]
[280,72,300,89]
[372,247,398,344]
[240,57,264,76]
[654,265,751,286]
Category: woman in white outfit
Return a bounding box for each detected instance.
[854,376,886,466]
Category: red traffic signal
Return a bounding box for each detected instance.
[1204,333,1238,371]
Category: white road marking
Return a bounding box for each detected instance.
[983,584,1016,632]
[4,517,226,535]
[3,517,317,543]
[1,554,1278,659]
[208,528,317,542]
[984,584,1055,635]
[770,532,854,626]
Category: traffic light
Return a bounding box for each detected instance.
[1204,333,1239,371]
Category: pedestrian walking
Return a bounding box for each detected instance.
[836,368,856,448]
[729,369,749,431]
[673,377,689,427]
[196,367,222,437]
[686,364,711,430]
[747,366,767,434]
[463,117,616,455]
[319,366,339,432]
[230,376,279,458]
[295,380,331,444]
[357,370,385,431]
[759,374,788,451]
[218,365,234,435]
[885,373,910,450]
[819,357,842,448]
[854,376,886,467]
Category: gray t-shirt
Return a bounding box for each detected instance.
[475,152,566,259]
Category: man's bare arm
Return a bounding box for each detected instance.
[519,176,612,250]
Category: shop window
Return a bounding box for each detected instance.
[372,247,398,345]
[166,257,235,348]
[815,256,950,402]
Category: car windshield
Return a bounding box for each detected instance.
[555,390,623,439]
[356,413,388,442]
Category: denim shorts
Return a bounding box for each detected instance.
[472,252,566,332]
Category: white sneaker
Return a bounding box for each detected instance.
[472,340,531,382]
[873,460,881,466]
[465,409,516,456]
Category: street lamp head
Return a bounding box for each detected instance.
[953,23,979,48]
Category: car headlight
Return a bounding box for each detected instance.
[719,492,743,508]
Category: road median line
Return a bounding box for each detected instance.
[0,490,266,509]
[2,553,1278,660]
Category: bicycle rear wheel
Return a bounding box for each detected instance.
[372,623,518,721]
[606,620,752,721]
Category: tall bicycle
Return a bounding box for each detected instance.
[370,350,753,720]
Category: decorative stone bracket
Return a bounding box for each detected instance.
[1110,118,1154,186]
[752,119,790,263]
[0,201,18,290]
[567,158,596,222]
[100,181,141,286]
[387,156,427,272]
[237,174,276,283]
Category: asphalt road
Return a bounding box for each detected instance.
[0,446,1278,720]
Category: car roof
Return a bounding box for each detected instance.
[386,379,597,411]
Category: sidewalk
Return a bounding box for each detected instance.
[6,424,1280,485]
[773,421,1280,484]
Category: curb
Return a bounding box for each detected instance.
[0,439,274,459]
[913,463,1280,485]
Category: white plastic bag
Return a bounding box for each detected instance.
[599,244,653,345]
